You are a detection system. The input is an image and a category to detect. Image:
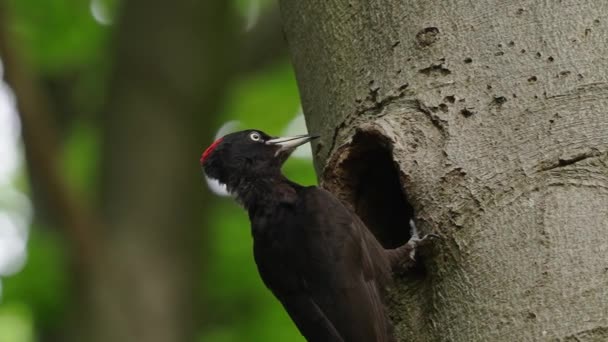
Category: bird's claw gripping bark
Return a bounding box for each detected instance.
[407,233,441,247]
[406,220,440,261]
[386,220,440,272]
[404,234,440,261]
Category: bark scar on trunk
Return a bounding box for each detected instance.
[537,149,603,172]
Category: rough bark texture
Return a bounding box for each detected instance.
[280,1,608,341]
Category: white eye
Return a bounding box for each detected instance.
[249,132,261,141]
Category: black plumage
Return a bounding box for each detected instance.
[201,129,436,342]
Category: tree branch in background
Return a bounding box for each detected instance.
[92,0,237,341]
[1,1,284,341]
[0,5,101,276]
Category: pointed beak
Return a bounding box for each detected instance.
[265,134,320,154]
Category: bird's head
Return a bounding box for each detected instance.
[200,129,318,187]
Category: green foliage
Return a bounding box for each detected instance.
[233,0,276,16]
[61,121,101,199]
[224,62,301,133]
[2,228,69,326]
[7,0,109,73]
[0,303,34,342]
[4,1,314,340]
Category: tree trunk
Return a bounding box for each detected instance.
[280,1,608,341]
[83,1,235,341]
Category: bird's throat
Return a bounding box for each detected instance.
[231,175,298,211]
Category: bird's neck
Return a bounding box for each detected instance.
[230,174,298,211]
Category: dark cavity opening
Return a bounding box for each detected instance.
[338,131,414,249]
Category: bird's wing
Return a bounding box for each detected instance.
[352,211,393,285]
[275,278,391,342]
[254,238,346,342]
[253,186,395,342]
[296,187,395,342]
[311,188,392,284]
[273,293,345,342]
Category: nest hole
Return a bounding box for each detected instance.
[338,131,414,249]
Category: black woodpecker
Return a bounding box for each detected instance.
[201,129,437,342]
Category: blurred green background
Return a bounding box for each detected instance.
[0,0,313,341]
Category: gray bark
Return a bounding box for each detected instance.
[280,1,608,341]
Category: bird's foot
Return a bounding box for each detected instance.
[387,220,441,272]
[405,233,440,258]
[406,219,441,261]
[407,232,441,246]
